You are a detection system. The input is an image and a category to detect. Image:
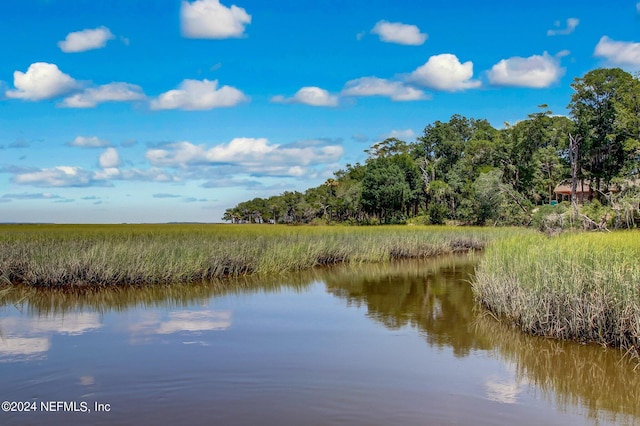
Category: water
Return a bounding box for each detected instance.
[0,255,638,425]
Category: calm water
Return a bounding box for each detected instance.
[0,255,638,425]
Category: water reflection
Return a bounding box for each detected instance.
[473,314,640,422]
[0,279,311,315]
[319,255,488,357]
[0,312,101,362]
[0,254,638,424]
[130,310,232,336]
[0,337,49,361]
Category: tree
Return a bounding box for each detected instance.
[426,180,451,224]
[569,68,636,195]
[361,157,410,223]
[365,137,410,159]
[613,73,640,176]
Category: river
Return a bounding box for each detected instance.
[0,254,638,425]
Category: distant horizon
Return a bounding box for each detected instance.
[1,0,639,223]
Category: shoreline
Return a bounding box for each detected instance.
[0,224,511,287]
[472,232,640,363]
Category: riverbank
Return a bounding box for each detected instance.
[0,224,522,287]
[472,232,640,362]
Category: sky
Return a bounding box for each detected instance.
[1,0,639,223]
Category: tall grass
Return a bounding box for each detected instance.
[472,232,640,362]
[0,224,523,287]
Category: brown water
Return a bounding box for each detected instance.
[0,255,638,425]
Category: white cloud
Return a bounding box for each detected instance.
[637,2,640,13]
[488,52,565,88]
[594,36,640,68]
[8,165,179,187]
[146,138,344,177]
[181,0,251,39]
[150,79,248,110]
[69,136,111,148]
[58,26,115,52]
[409,54,481,91]
[271,86,338,107]
[60,82,145,108]
[5,62,79,101]
[547,18,579,36]
[99,148,121,168]
[371,20,427,45]
[342,77,428,101]
[378,129,416,141]
[119,168,178,182]
[12,166,98,187]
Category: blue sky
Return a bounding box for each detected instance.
[1,0,639,223]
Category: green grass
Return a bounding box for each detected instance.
[0,224,523,287]
[472,231,640,362]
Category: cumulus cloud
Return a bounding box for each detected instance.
[594,36,640,68]
[150,79,248,110]
[342,77,428,101]
[69,136,111,148]
[11,166,101,187]
[99,148,121,168]
[547,18,579,36]
[409,54,481,91]
[181,0,251,39]
[371,20,427,45]
[146,138,344,177]
[60,82,145,108]
[58,26,115,52]
[5,62,79,101]
[271,86,339,107]
[7,164,179,188]
[488,52,565,88]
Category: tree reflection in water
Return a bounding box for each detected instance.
[1,254,638,423]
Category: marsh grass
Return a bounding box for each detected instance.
[0,224,521,287]
[472,232,640,362]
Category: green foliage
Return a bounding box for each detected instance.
[427,203,448,225]
[223,68,639,229]
[360,158,408,223]
[580,199,615,226]
[472,170,505,225]
[531,203,571,232]
[406,214,430,225]
[569,68,636,188]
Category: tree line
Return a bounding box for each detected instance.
[223,68,640,228]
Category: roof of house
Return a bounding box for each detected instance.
[553,179,626,195]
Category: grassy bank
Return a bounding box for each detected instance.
[472,232,640,361]
[0,224,522,287]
